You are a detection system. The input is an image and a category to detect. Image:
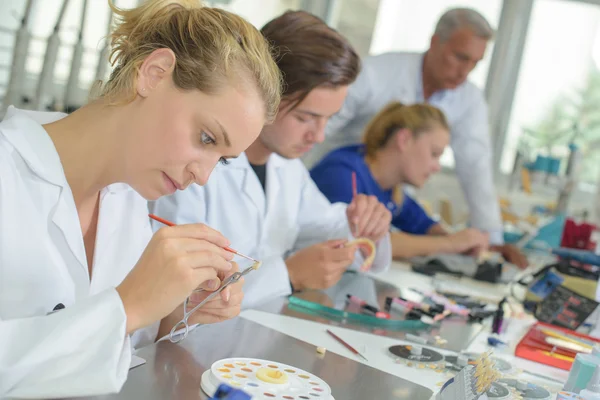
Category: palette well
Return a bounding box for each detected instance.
[201,358,334,400]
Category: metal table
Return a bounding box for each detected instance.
[256,271,485,352]
[75,318,432,400]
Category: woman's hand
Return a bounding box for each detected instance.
[157,262,245,340]
[116,224,233,334]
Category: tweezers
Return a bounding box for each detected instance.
[168,262,260,343]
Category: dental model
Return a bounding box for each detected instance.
[347,238,376,272]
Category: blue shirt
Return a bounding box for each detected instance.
[310,144,437,235]
[303,51,504,245]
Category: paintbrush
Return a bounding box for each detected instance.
[148,214,259,263]
[326,329,368,362]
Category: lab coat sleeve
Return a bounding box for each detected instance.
[451,93,504,245]
[293,167,391,274]
[0,289,131,399]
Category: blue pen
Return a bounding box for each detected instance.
[487,336,507,347]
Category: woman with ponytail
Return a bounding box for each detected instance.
[0,0,281,397]
[311,102,493,260]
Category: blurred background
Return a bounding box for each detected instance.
[2,0,600,229]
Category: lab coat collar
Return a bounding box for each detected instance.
[416,51,456,102]
[0,109,68,188]
[222,151,286,170]
[1,108,136,274]
[218,151,286,216]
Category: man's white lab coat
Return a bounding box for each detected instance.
[303,52,504,245]
[150,153,392,309]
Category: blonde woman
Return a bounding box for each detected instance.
[311,102,521,263]
[0,0,281,397]
[152,11,392,308]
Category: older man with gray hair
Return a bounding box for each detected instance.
[305,8,528,267]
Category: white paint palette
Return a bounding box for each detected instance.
[200,358,333,400]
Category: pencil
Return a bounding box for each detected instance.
[326,329,368,362]
[148,214,258,262]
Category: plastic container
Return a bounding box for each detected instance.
[564,346,600,393]
[580,364,600,399]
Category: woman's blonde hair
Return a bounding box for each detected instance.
[362,102,449,159]
[99,0,282,122]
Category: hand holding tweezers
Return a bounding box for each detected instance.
[168,262,260,343]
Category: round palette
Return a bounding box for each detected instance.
[497,378,552,400]
[486,382,512,399]
[388,344,445,369]
[201,358,333,400]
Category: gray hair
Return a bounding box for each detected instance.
[434,8,494,42]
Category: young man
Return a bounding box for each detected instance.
[303,8,528,268]
[150,11,392,308]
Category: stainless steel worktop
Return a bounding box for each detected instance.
[75,317,432,400]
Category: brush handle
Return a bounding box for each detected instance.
[148,214,256,261]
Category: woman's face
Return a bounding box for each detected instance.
[123,68,266,200]
[398,126,449,188]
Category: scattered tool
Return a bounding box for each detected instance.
[326,329,368,362]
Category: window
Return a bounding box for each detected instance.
[331,0,381,58]
[344,0,503,168]
[12,0,300,108]
[499,0,600,188]
[217,0,301,28]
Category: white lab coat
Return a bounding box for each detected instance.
[150,153,392,309]
[302,51,504,245]
[0,107,158,398]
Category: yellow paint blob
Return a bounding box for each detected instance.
[256,367,289,384]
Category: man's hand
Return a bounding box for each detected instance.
[491,244,529,269]
[447,228,489,256]
[286,239,356,291]
[157,262,244,340]
[346,194,391,242]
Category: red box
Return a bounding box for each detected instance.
[515,322,600,370]
[560,218,596,251]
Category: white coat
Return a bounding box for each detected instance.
[0,107,158,399]
[149,152,392,309]
[302,51,504,245]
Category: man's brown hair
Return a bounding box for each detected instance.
[261,10,360,109]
